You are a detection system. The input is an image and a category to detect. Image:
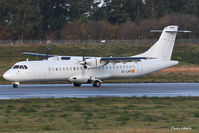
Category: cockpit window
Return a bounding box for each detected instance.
[19,66,24,69]
[13,65,28,69]
[13,65,19,69]
[24,65,28,69]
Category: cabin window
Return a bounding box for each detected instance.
[109,66,112,69]
[56,68,58,71]
[120,66,122,69]
[73,67,76,70]
[49,68,51,71]
[116,66,119,69]
[77,67,79,70]
[113,66,115,69]
[63,67,65,71]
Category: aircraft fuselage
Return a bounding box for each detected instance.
[3,58,178,83]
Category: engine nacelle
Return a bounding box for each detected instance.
[85,58,107,68]
[48,56,62,60]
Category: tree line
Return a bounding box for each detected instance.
[0,0,199,40]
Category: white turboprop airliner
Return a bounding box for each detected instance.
[3,26,190,88]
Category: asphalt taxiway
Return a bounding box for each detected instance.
[0,83,199,99]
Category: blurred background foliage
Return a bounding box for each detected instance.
[0,0,198,40]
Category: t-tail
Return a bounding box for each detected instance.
[134,25,191,60]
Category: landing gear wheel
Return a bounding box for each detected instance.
[13,84,18,88]
[93,80,101,87]
[73,83,81,87]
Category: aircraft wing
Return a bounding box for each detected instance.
[22,52,153,62]
[101,57,151,61]
[99,57,154,63]
[22,52,71,60]
[22,52,55,58]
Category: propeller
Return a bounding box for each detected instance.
[44,46,51,60]
[82,47,86,62]
[80,47,88,68]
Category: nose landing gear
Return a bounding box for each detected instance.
[13,84,18,88]
[12,82,20,88]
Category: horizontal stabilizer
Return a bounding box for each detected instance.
[151,30,191,33]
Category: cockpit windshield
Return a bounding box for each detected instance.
[24,65,28,69]
[13,65,19,69]
[19,66,23,69]
[13,65,28,69]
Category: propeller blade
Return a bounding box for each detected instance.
[45,46,51,60]
[82,47,86,61]
[81,47,87,68]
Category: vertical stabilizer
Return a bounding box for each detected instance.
[134,26,179,60]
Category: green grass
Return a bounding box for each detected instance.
[0,97,198,132]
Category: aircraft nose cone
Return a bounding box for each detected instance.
[3,71,12,81]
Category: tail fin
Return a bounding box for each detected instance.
[134,25,190,61]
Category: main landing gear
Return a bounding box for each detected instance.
[72,80,102,87]
[12,82,20,88]
[93,80,101,87]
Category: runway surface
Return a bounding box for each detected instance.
[0,83,199,99]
